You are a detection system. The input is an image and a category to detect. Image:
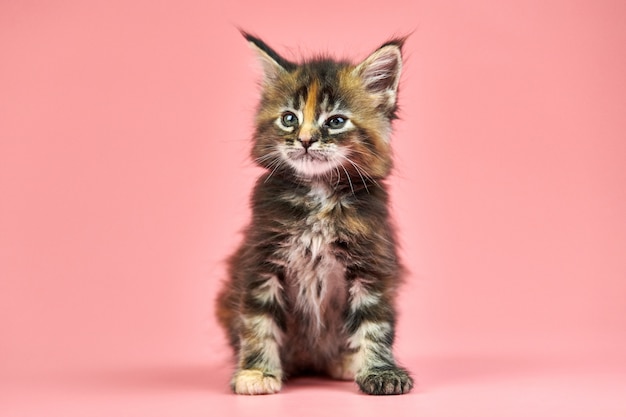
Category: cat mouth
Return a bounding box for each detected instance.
[284,149,337,176]
[289,149,328,162]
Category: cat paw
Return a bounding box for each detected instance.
[231,369,282,395]
[357,367,414,395]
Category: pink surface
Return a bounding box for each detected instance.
[1,0,625,415]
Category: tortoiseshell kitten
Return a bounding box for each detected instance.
[216,32,413,395]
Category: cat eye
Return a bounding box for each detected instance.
[280,111,299,128]
[325,115,347,129]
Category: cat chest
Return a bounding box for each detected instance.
[284,213,345,288]
[281,187,345,272]
[280,194,348,334]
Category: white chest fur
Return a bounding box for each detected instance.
[283,184,347,335]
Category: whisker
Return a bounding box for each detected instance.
[264,159,284,183]
[258,152,285,183]
[254,146,280,157]
[339,163,355,196]
[343,155,381,189]
[254,153,279,164]
[344,152,385,181]
[343,157,369,194]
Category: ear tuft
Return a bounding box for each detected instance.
[240,30,296,84]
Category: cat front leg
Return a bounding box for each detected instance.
[341,277,413,395]
[231,274,286,395]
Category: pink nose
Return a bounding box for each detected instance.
[298,136,318,150]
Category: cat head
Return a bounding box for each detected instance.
[243,31,404,183]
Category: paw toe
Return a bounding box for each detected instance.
[357,367,414,395]
[232,370,282,395]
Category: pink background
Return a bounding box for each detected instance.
[1,0,625,415]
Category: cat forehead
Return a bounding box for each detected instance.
[274,60,356,108]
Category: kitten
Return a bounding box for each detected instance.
[216,31,413,395]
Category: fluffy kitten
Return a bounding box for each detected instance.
[216,31,413,395]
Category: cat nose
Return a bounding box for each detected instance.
[298,136,318,150]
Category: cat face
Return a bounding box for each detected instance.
[244,32,404,181]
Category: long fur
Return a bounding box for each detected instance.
[216,32,413,395]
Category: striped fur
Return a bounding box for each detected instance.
[216,32,413,395]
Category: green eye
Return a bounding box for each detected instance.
[280,111,299,128]
[325,115,347,129]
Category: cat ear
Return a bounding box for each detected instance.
[354,40,404,108]
[241,30,296,84]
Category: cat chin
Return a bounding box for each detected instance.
[285,157,338,177]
